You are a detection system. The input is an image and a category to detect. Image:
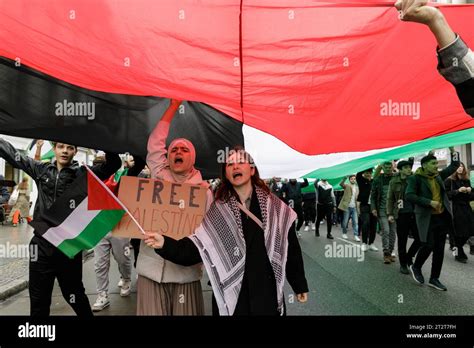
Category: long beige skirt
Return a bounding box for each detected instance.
[136,275,204,315]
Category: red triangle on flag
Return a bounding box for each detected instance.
[87,170,123,211]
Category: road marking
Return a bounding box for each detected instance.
[336,237,361,247]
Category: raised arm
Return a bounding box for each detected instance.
[373,165,383,179]
[395,0,456,48]
[440,148,460,181]
[34,140,44,161]
[395,0,473,117]
[300,178,309,188]
[88,152,122,181]
[0,138,47,179]
[339,177,347,189]
[146,99,182,178]
[126,155,146,177]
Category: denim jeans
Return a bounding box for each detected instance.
[342,207,359,236]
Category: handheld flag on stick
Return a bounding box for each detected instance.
[30,166,145,258]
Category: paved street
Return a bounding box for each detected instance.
[0,222,473,315]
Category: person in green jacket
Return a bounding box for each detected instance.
[406,147,460,291]
[387,158,420,275]
[371,161,396,264]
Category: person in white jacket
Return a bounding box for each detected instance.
[136,99,212,315]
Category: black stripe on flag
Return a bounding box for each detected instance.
[0,57,244,179]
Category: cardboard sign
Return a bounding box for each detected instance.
[112,176,207,240]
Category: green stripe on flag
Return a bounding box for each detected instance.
[301,178,351,192]
[57,209,125,258]
[302,128,474,180]
[40,148,55,161]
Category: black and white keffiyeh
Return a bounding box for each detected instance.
[188,187,297,315]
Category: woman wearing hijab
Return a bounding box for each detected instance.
[136,99,212,315]
[144,146,309,316]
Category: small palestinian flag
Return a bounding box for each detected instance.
[30,166,138,258]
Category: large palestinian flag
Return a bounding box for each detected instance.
[1,0,473,179]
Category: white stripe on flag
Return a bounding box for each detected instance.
[42,197,100,247]
[243,125,400,178]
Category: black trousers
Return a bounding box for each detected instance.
[293,203,305,231]
[29,235,93,317]
[316,204,333,235]
[130,238,141,268]
[303,201,316,225]
[414,211,451,279]
[396,213,421,266]
[360,204,377,245]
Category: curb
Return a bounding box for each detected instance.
[0,250,93,302]
[0,278,28,301]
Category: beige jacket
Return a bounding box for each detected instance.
[338,180,359,212]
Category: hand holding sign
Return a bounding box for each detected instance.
[144,232,164,249]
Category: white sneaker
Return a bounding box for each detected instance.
[391,251,396,257]
[117,278,124,288]
[297,232,302,238]
[311,223,316,230]
[304,226,309,232]
[354,236,361,242]
[369,244,379,251]
[342,234,348,239]
[120,280,131,297]
[361,243,368,252]
[92,292,110,312]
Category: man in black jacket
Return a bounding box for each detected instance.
[282,178,309,236]
[406,148,460,291]
[0,138,121,316]
[357,169,379,252]
[315,179,336,239]
[395,0,473,118]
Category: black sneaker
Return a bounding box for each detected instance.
[315,231,320,237]
[400,264,409,275]
[428,278,447,291]
[409,265,424,285]
[455,256,467,264]
[327,234,334,239]
[458,248,468,260]
[470,245,474,255]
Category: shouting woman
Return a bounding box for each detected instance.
[136,99,212,315]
